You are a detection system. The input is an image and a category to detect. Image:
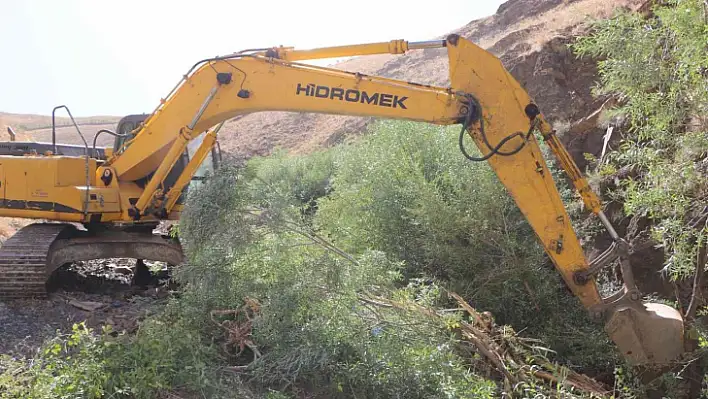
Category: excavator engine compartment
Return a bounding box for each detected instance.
[0,155,106,217]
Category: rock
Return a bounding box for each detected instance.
[114,266,133,275]
[132,259,153,287]
[69,300,106,312]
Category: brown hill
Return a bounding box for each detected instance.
[0,112,121,147]
[218,0,646,164]
[2,0,645,164]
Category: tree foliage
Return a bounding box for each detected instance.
[176,119,616,390]
[573,0,708,279]
[572,2,708,396]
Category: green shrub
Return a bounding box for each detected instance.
[316,120,614,369]
[0,119,621,398]
[0,323,109,399]
[571,1,708,395]
[176,144,501,397]
[0,319,254,399]
[573,0,708,280]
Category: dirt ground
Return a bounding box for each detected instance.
[0,258,172,357]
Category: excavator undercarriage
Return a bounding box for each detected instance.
[0,222,183,299]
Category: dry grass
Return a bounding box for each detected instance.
[0,112,120,146]
[28,124,118,147]
[0,112,119,131]
[0,218,31,243]
[497,0,646,54]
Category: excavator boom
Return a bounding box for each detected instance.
[0,35,684,367]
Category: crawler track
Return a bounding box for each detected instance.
[0,223,71,299]
[0,223,184,299]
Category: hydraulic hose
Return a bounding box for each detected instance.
[458,96,537,162]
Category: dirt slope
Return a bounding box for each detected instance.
[0,112,120,146]
[1,0,645,162]
[218,0,647,161]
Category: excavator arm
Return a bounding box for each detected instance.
[1,35,684,367]
[100,36,611,310]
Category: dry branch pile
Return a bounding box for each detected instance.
[360,290,611,398]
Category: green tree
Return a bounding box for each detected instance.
[573,0,708,281]
[572,2,708,395]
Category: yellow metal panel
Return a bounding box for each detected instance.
[4,157,27,203]
[445,35,602,308]
[0,164,4,201]
[108,56,463,181]
[92,188,119,203]
[0,155,116,221]
[55,157,97,187]
[27,158,55,202]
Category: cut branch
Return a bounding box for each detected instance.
[358,290,610,397]
[685,232,707,322]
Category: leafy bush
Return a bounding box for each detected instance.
[1,106,642,398]
[572,1,708,395]
[315,121,614,369]
[573,0,708,280]
[176,142,501,397]
[0,319,253,399]
[0,323,109,398]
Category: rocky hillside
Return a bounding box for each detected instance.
[0,112,120,146]
[1,0,646,165]
[219,0,647,169]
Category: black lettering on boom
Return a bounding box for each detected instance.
[295,83,408,110]
[345,89,360,102]
[361,92,378,105]
[330,88,344,100]
[315,86,329,98]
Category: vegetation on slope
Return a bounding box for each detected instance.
[572,0,708,395]
[574,0,708,282]
[0,121,614,399]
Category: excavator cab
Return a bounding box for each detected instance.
[112,114,222,202]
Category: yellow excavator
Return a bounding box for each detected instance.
[0,34,686,367]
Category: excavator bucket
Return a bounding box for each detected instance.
[605,302,685,366]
